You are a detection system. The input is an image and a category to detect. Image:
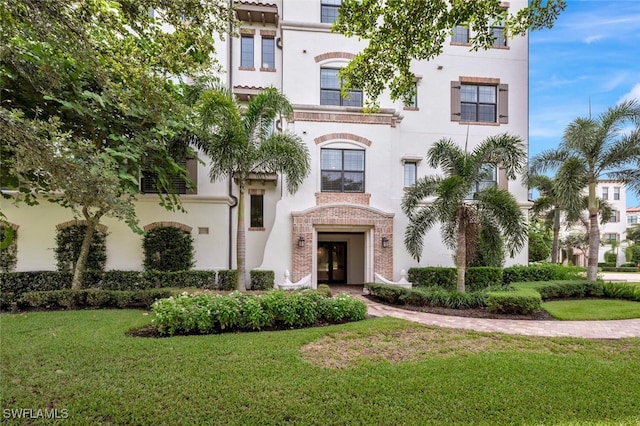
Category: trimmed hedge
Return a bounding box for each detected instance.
[502,265,585,284]
[0,270,233,307]
[250,270,275,291]
[486,289,542,315]
[407,266,503,290]
[510,280,604,300]
[151,290,367,336]
[16,289,174,310]
[600,267,639,273]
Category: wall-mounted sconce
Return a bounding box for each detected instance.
[298,236,305,248]
[381,237,389,248]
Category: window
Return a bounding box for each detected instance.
[614,187,620,200]
[321,0,341,24]
[451,81,508,124]
[628,215,638,224]
[603,233,619,245]
[609,210,620,223]
[250,194,264,228]
[240,35,254,68]
[467,163,497,199]
[461,84,496,122]
[404,162,417,187]
[321,149,364,192]
[492,25,507,47]
[403,83,418,109]
[602,187,609,200]
[261,37,275,69]
[320,68,362,107]
[452,26,469,43]
[140,159,197,195]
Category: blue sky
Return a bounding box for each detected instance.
[529,0,640,208]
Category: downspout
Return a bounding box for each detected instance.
[227,0,237,269]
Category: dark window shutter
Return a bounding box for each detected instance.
[451,81,461,121]
[186,158,197,194]
[498,83,509,124]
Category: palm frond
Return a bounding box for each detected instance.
[529,148,570,175]
[401,175,443,215]
[426,138,465,175]
[472,133,527,180]
[256,131,310,194]
[553,157,588,216]
[403,204,439,261]
[474,187,527,257]
[243,88,293,145]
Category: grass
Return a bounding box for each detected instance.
[543,299,640,320]
[2,310,640,425]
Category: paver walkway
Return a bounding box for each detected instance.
[362,297,640,339]
[333,285,640,339]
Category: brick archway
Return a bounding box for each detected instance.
[291,205,393,282]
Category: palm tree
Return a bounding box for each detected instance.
[530,100,640,281]
[528,174,567,264]
[196,87,310,290]
[402,134,528,292]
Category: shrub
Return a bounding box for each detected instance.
[486,289,542,315]
[604,252,618,264]
[603,282,640,301]
[365,283,409,304]
[0,223,17,272]
[55,224,107,272]
[250,270,275,291]
[102,270,145,290]
[217,270,238,291]
[143,226,194,271]
[528,231,551,263]
[321,293,367,323]
[503,265,558,284]
[601,267,639,273]
[365,283,488,309]
[16,289,173,310]
[408,267,456,289]
[151,291,366,336]
[470,227,505,267]
[510,280,603,300]
[316,284,332,298]
[465,267,503,291]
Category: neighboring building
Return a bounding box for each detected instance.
[627,207,640,226]
[558,181,629,266]
[1,1,531,286]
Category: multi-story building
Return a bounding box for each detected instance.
[2,1,531,286]
[557,181,629,265]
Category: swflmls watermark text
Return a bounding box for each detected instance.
[3,408,69,420]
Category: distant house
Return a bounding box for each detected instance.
[2,0,532,286]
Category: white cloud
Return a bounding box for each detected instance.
[584,34,604,44]
[618,83,640,104]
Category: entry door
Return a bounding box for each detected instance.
[317,242,347,284]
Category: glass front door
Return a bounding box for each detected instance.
[317,242,347,284]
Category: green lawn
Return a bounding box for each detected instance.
[543,299,640,320]
[2,310,640,425]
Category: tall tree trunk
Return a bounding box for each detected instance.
[587,182,599,281]
[236,186,246,291]
[456,211,466,293]
[551,207,560,264]
[72,209,101,290]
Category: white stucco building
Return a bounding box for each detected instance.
[2,1,532,287]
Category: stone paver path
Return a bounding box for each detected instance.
[361,298,640,339]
